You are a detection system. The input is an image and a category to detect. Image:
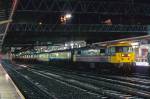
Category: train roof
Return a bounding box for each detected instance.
[17,46,106,55]
[36,46,105,54]
[108,43,132,47]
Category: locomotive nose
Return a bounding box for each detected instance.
[122,54,130,57]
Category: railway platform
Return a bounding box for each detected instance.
[0,63,25,99]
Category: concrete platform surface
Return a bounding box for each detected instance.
[0,64,25,99]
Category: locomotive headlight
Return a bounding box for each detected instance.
[122,54,130,57]
[122,54,125,57]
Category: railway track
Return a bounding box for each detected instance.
[2,61,106,99]
[2,62,55,99]
[27,64,150,98]
[29,68,140,99]
[27,63,150,87]
[27,67,150,98]
[2,61,150,99]
[14,63,150,98]
[131,73,150,80]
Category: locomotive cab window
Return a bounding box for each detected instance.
[116,46,133,53]
[110,47,115,53]
[106,47,115,55]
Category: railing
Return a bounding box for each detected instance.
[9,23,148,33]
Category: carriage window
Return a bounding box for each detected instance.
[79,49,101,56]
[100,49,105,53]
[77,51,81,55]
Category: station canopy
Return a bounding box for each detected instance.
[2,0,150,49]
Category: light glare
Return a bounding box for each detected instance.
[65,13,72,19]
